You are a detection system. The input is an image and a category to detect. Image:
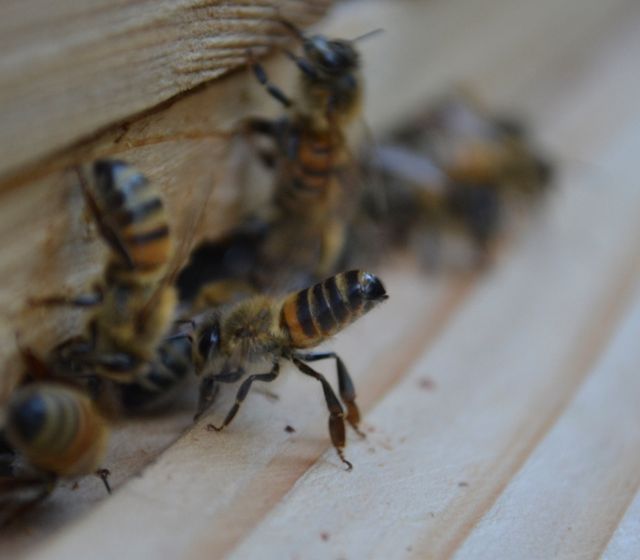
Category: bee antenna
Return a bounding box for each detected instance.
[275,18,306,42]
[351,28,384,43]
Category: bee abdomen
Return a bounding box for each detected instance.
[281,270,388,348]
[92,160,172,271]
[5,384,109,477]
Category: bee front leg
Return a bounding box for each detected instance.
[247,50,293,108]
[194,376,221,422]
[206,362,280,432]
[291,357,353,471]
[194,368,245,421]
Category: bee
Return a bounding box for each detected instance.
[0,378,110,525]
[192,270,388,470]
[221,22,378,292]
[35,160,187,411]
[361,92,553,266]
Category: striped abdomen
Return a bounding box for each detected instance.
[280,270,388,348]
[275,127,345,212]
[91,160,172,273]
[5,384,109,477]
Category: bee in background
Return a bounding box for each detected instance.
[0,351,110,525]
[33,160,190,413]
[192,270,388,470]
[358,91,554,267]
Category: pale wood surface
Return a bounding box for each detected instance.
[2,0,640,558]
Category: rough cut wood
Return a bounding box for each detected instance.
[0,0,331,179]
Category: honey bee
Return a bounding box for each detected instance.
[359,92,553,266]
[35,160,188,410]
[181,22,378,302]
[192,270,388,470]
[0,378,110,525]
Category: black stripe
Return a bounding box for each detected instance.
[325,276,349,323]
[93,160,124,193]
[116,197,163,227]
[296,289,317,338]
[344,270,363,310]
[125,225,169,246]
[312,282,334,333]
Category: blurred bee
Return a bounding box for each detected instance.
[192,270,388,470]
[34,160,190,412]
[180,22,381,303]
[0,351,110,525]
[358,92,553,266]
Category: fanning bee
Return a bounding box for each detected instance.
[192,270,388,470]
[36,160,190,412]
[0,376,110,525]
[362,92,553,266]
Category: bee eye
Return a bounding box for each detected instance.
[197,323,220,358]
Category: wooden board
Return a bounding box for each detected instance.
[0,0,331,179]
[3,0,640,558]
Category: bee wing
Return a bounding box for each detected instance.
[135,167,221,332]
[75,167,135,269]
[370,144,447,194]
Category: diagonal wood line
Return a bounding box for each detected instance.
[424,225,640,560]
[186,273,478,559]
[594,476,640,557]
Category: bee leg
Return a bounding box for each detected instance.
[0,474,56,527]
[206,363,280,432]
[95,468,112,494]
[294,352,364,437]
[194,376,221,421]
[291,358,353,471]
[247,50,292,108]
[283,50,318,79]
[195,368,248,421]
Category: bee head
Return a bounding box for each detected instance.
[358,271,388,303]
[304,36,359,75]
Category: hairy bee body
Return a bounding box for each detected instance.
[193,270,388,469]
[47,160,179,391]
[4,383,109,478]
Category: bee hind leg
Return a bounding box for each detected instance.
[291,357,353,471]
[294,352,364,437]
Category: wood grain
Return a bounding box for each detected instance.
[0,0,331,179]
